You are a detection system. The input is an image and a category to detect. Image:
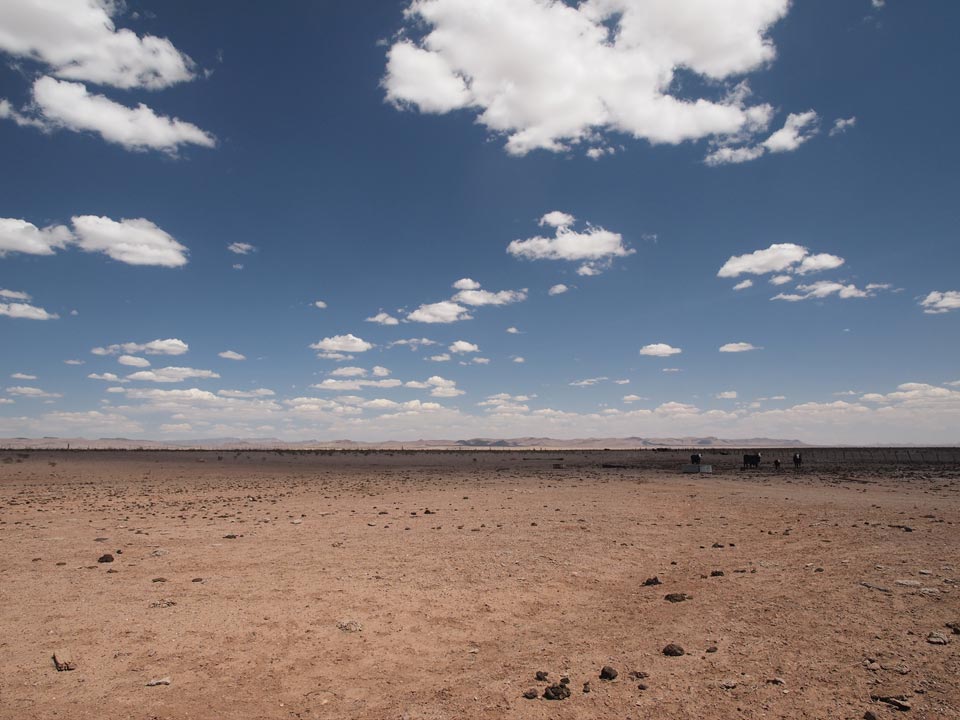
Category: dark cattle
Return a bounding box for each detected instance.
[773,459,781,471]
[690,453,702,465]
[742,453,761,469]
[793,452,803,469]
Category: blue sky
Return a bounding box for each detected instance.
[1,0,958,444]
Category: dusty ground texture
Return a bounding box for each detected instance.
[1,449,958,720]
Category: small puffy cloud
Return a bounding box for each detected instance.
[93,338,188,356]
[539,211,575,229]
[126,366,220,383]
[470,357,490,365]
[117,355,150,367]
[64,359,84,365]
[613,379,630,385]
[570,377,607,387]
[0,219,73,256]
[762,110,819,153]
[513,356,525,363]
[716,391,738,399]
[312,378,403,392]
[17,76,215,153]
[623,394,645,403]
[796,253,844,275]
[640,343,682,357]
[830,116,857,136]
[71,215,187,267]
[407,301,472,324]
[366,311,400,325]
[372,366,391,377]
[11,373,36,380]
[508,214,633,275]
[506,326,521,334]
[217,389,274,398]
[548,284,569,296]
[7,386,62,398]
[769,275,792,286]
[314,300,328,309]
[0,288,31,300]
[0,302,58,320]
[732,279,753,291]
[449,340,479,354]
[88,372,125,382]
[228,242,255,255]
[920,290,960,315]
[218,350,246,361]
[719,342,761,353]
[0,0,195,89]
[704,144,765,166]
[425,375,464,398]
[428,353,451,362]
[388,338,437,350]
[329,366,367,378]
[452,278,481,290]
[453,288,527,307]
[718,243,809,278]
[310,334,374,353]
[662,367,681,373]
[772,281,877,302]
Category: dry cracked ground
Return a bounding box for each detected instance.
[0,449,958,719]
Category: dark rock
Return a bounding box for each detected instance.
[191,578,203,583]
[152,577,167,583]
[582,681,591,693]
[599,665,618,680]
[560,676,570,685]
[706,646,718,653]
[871,694,911,711]
[642,576,661,586]
[662,643,685,657]
[522,688,538,700]
[946,621,960,635]
[629,670,649,679]
[637,683,648,690]
[543,683,571,700]
[535,670,549,681]
[712,543,724,548]
[864,712,878,720]
[223,534,238,539]
[710,570,724,577]
[97,554,114,563]
[664,592,689,603]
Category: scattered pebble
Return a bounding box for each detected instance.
[599,665,618,681]
[927,631,950,645]
[664,592,689,603]
[146,677,171,687]
[97,554,113,563]
[642,577,661,586]
[522,688,538,700]
[336,620,362,633]
[535,670,549,681]
[710,570,724,577]
[543,683,571,700]
[662,644,685,657]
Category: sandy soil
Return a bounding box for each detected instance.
[1,449,958,720]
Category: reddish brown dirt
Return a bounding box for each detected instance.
[1,450,958,719]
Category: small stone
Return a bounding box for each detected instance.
[535,670,549,681]
[946,621,960,635]
[871,694,911,711]
[866,662,882,671]
[662,644,685,657]
[146,677,171,686]
[543,683,571,700]
[600,665,618,681]
[522,688,538,700]
[766,677,786,686]
[710,570,724,577]
[52,649,76,671]
[927,631,950,645]
[664,592,689,603]
[864,711,878,720]
[151,577,167,583]
[97,554,114,563]
[642,576,661,586]
[336,620,362,633]
[637,683,648,690]
[629,670,650,679]
[560,676,570,685]
[719,679,738,690]
[223,534,237,539]
[706,646,718,653]
[711,542,724,548]
[191,578,203,583]
[582,681,591,693]
[895,579,921,587]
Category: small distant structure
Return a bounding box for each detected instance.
[682,463,712,474]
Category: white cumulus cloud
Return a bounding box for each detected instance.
[640,343,682,357]
[407,301,472,324]
[719,342,761,353]
[310,334,374,353]
[508,213,633,275]
[218,350,246,361]
[920,291,960,315]
[126,367,220,383]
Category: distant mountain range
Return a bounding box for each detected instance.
[0,435,809,450]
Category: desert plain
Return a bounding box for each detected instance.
[1,448,958,720]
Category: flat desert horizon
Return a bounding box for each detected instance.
[1,448,958,719]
